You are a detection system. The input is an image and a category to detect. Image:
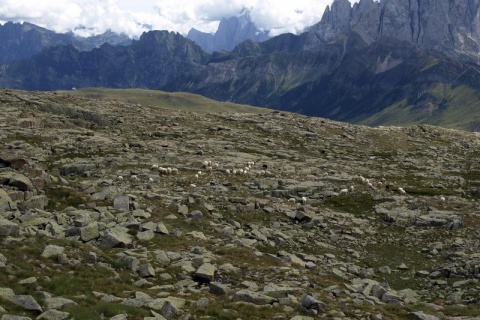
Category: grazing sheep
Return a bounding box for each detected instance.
[226,169,231,174]
[190,184,196,188]
[288,197,296,203]
[339,188,349,195]
[151,164,159,170]
[148,177,154,183]
[398,187,406,195]
[300,196,307,204]
[367,182,374,189]
[117,175,123,180]
[440,196,446,201]
[131,175,138,180]
[195,174,199,179]
[349,185,354,192]
[172,168,179,174]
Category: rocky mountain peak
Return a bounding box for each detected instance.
[308,0,480,62]
[186,11,270,53]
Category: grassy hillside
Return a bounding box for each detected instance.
[358,85,480,131]
[57,88,270,114]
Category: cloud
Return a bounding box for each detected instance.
[0,0,361,38]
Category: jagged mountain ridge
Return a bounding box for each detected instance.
[0,21,132,65]
[0,30,209,91]
[2,0,480,130]
[186,12,271,53]
[307,0,480,62]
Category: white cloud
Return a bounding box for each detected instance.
[0,0,361,38]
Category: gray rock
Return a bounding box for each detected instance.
[0,316,33,320]
[40,245,64,259]
[137,230,155,241]
[381,291,404,304]
[79,222,99,242]
[117,255,139,271]
[36,309,70,320]
[156,223,169,235]
[187,210,203,220]
[209,282,230,295]
[44,297,77,310]
[18,195,48,211]
[194,263,215,282]
[0,189,16,214]
[0,217,19,237]
[59,164,95,176]
[8,295,43,312]
[113,195,130,212]
[98,227,133,248]
[408,312,441,320]
[161,301,180,319]
[18,277,37,285]
[0,172,34,191]
[301,294,324,310]
[232,290,278,305]
[138,263,156,278]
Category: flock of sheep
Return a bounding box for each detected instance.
[114,159,447,204]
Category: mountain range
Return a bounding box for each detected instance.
[0,21,132,65]
[186,11,271,53]
[1,0,480,131]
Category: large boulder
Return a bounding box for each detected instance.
[0,217,19,237]
[98,227,133,248]
[0,172,34,191]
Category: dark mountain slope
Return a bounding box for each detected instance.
[0,21,131,65]
[1,31,209,90]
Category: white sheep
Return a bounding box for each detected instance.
[151,164,159,170]
[367,182,374,189]
[398,187,406,195]
[195,174,199,179]
[349,185,354,192]
[288,197,296,203]
[148,177,154,183]
[131,175,138,180]
[190,183,196,188]
[172,168,179,174]
[339,188,349,195]
[440,196,446,201]
[117,175,123,180]
[226,169,231,174]
[300,196,307,204]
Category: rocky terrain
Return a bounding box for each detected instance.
[0,89,480,319]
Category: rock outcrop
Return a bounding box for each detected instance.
[308,0,480,61]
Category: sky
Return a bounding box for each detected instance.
[0,0,360,38]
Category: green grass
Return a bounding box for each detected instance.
[57,88,270,114]
[358,85,480,131]
[324,192,376,216]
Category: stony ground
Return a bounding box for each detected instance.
[0,89,480,320]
